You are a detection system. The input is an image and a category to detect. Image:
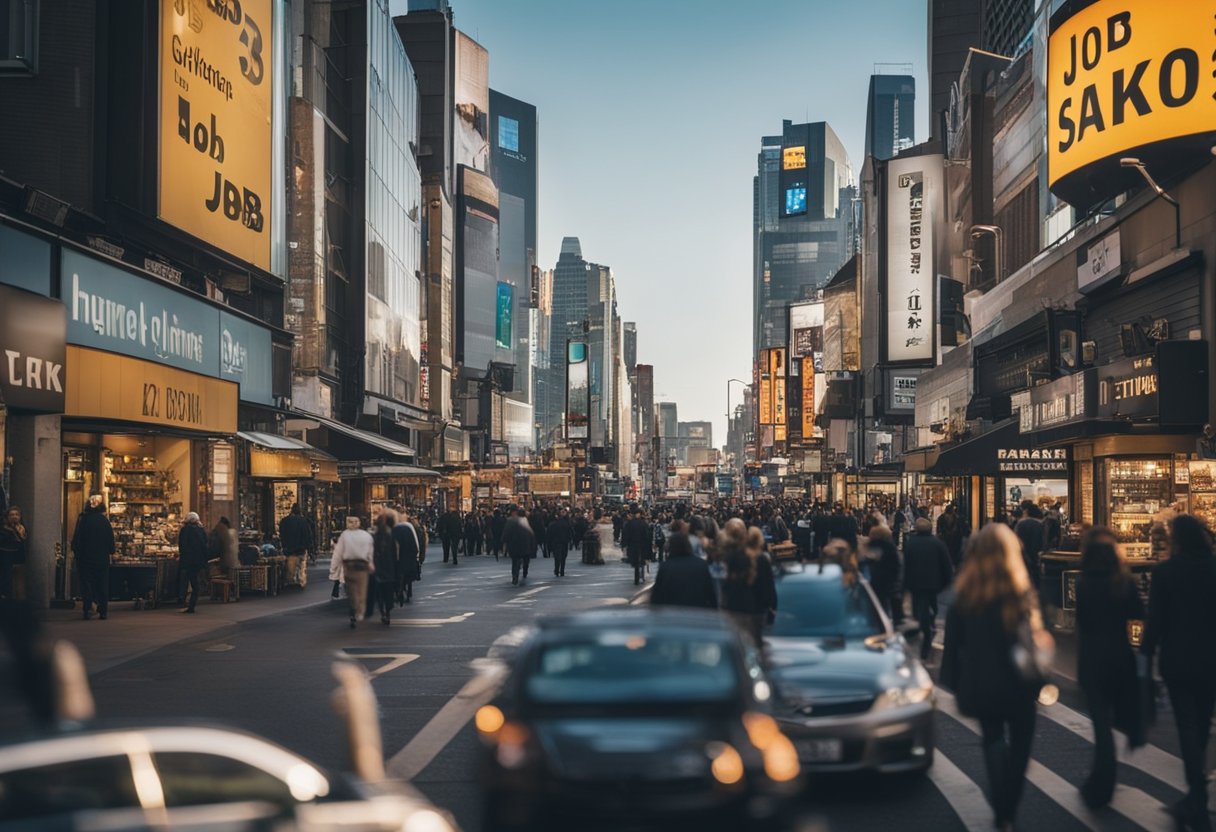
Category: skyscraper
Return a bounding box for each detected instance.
[623,322,638,372]
[542,237,591,443]
[865,74,916,161]
[658,402,678,466]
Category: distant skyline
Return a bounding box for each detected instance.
[391,0,929,446]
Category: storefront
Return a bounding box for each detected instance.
[238,431,339,554]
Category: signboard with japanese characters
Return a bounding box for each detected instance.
[884,154,943,365]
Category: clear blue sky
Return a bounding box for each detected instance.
[393,0,929,446]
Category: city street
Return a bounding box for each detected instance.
[64,543,1191,832]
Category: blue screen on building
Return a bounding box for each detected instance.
[498,116,519,152]
[784,185,807,216]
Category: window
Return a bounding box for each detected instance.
[0,755,139,820]
[0,0,38,75]
[498,116,519,153]
[152,753,297,809]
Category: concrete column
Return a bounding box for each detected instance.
[7,414,62,609]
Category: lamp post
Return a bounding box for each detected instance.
[1121,157,1181,250]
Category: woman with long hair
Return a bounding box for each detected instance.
[1075,526,1144,809]
[941,523,1054,832]
[718,520,777,647]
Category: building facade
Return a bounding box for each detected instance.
[865,74,916,161]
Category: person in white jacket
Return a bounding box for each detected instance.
[332,516,374,628]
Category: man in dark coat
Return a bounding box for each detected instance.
[439,509,462,564]
[392,515,421,604]
[177,512,209,613]
[827,504,858,550]
[72,495,115,620]
[463,512,482,559]
[490,509,506,560]
[529,509,548,558]
[811,508,831,560]
[902,517,954,661]
[546,510,574,577]
[937,503,965,569]
[651,532,717,609]
[502,507,536,586]
[1013,501,1045,588]
[621,506,653,586]
[279,503,314,587]
[572,511,589,552]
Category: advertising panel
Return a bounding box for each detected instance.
[759,349,773,426]
[783,184,808,217]
[219,311,274,405]
[566,341,589,440]
[495,281,513,350]
[159,0,274,271]
[1047,0,1216,205]
[0,284,66,413]
[890,375,917,413]
[801,357,815,437]
[782,146,806,170]
[884,154,943,364]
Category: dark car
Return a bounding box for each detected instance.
[476,608,800,831]
[766,564,935,774]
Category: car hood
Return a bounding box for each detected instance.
[531,716,729,781]
[765,637,907,707]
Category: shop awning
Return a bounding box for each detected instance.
[927,419,1069,478]
[292,414,415,459]
[337,461,441,479]
[238,431,335,458]
[239,431,337,480]
[902,446,941,473]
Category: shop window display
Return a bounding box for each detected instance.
[1104,458,1174,561]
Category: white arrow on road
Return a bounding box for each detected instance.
[338,652,420,680]
[390,612,476,628]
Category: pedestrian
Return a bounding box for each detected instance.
[502,506,536,586]
[439,508,462,564]
[622,506,653,585]
[1014,500,1045,589]
[176,512,208,614]
[490,508,506,560]
[0,505,28,600]
[1075,527,1145,809]
[333,516,374,628]
[372,511,398,626]
[572,511,589,554]
[940,522,1054,832]
[529,507,548,559]
[937,503,964,568]
[1142,514,1216,831]
[209,517,239,570]
[718,520,777,647]
[71,494,115,620]
[546,509,573,577]
[864,523,901,619]
[903,517,954,661]
[393,511,422,604]
[279,503,314,588]
[651,527,717,610]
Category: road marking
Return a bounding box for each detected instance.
[390,612,476,628]
[338,652,420,680]
[926,749,998,830]
[936,689,1172,831]
[505,585,552,604]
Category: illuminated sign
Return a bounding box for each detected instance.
[782,145,806,170]
[495,282,513,350]
[801,357,815,437]
[783,185,807,217]
[1048,0,1216,204]
[566,341,589,440]
[884,154,943,364]
[498,116,520,152]
[159,0,274,271]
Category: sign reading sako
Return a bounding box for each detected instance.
[1047,0,1216,203]
[160,0,273,271]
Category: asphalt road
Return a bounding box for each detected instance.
[82,543,1196,832]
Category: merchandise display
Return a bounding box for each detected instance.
[104,452,182,561]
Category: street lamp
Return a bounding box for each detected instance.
[1120,157,1181,250]
[969,224,1004,285]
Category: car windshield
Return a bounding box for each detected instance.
[769,577,885,639]
[526,632,739,705]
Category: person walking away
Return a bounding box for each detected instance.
[612,511,624,545]
[176,512,208,613]
[903,517,955,662]
[573,511,589,554]
[463,512,481,561]
[547,510,574,577]
[622,506,653,585]
[0,506,28,600]
[936,503,964,569]
[279,503,313,588]
[393,512,422,604]
[1014,501,1045,589]
[793,513,812,563]
[490,508,506,560]
[864,524,901,619]
[529,508,548,559]
[439,508,462,564]
[1075,527,1145,809]
[372,512,398,625]
[72,495,115,620]
[940,523,1054,832]
[333,516,374,628]
[210,517,239,571]
[719,520,777,647]
[502,506,536,586]
[651,527,717,609]
[1141,514,1216,831]
[812,507,831,561]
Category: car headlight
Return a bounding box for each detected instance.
[873,684,933,711]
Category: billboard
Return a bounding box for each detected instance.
[566,341,589,440]
[788,301,824,367]
[758,351,773,426]
[1047,0,1216,206]
[782,146,806,170]
[495,281,513,350]
[883,154,943,365]
[158,0,274,272]
[782,184,808,217]
[771,348,786,433]
[801,356,816,438]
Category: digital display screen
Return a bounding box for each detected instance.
[495,282,513,350]
[782,146,806,170]
[498,116,519,152]
[784,185,807,216]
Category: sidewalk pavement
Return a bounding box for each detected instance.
[44,562,336,675]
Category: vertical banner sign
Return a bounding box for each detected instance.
[160,0,273,271]
[495,281,513,350]
[758,349,773,426]
[885,154,942,364]
[566,341,589,440]
[772,348,786,438]
[801,356,815,438]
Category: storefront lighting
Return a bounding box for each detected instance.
[1120,158,1181,250]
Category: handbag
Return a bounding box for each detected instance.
[1011,616,1052,693]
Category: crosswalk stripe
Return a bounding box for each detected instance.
[925,749,998,830]
[935,689,1173,831]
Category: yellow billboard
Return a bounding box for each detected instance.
[801,358,815,437]
[159,0,273,271]
[1047,0,1216,192]
[782,146,806,171]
